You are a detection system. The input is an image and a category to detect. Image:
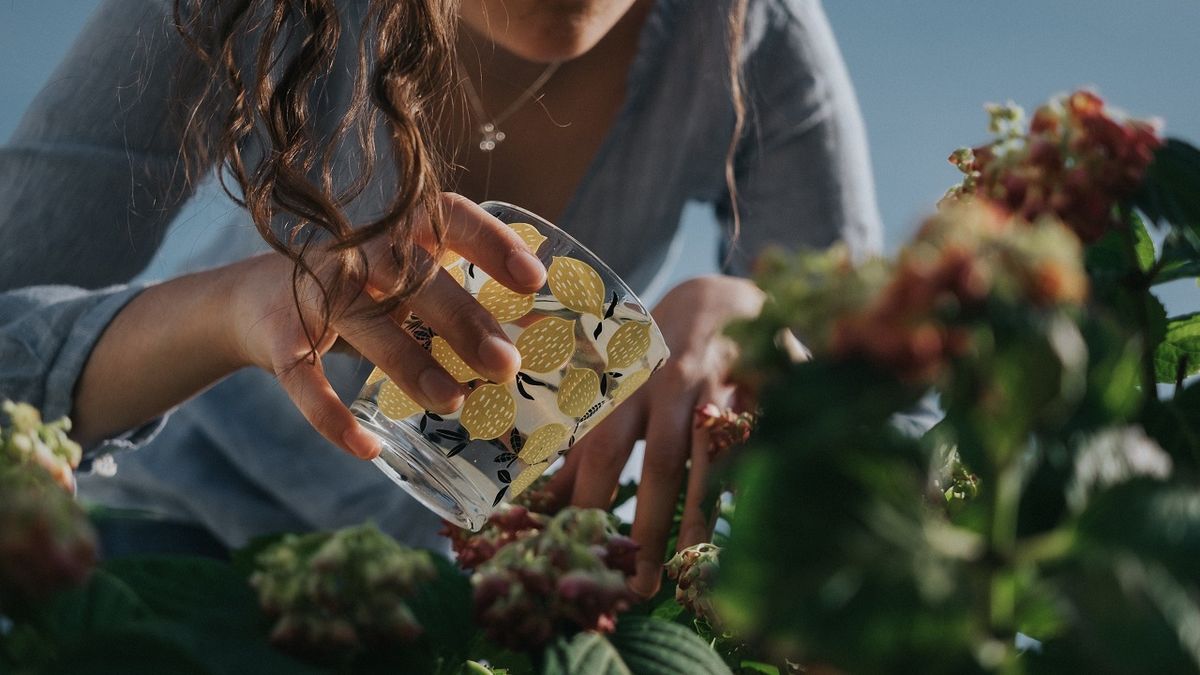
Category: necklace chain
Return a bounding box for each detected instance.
[460,61,561,152]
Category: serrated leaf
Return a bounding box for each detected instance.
[1154,312,1200,383]
[542,632,631,675]
[609,616,733,675]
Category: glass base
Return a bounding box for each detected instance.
[351,401,489,531]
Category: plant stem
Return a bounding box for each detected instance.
[1118,206,1160,404]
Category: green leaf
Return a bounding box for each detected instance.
[406,556,475,662]
[609,616,732,675]
[1154,312,1200,383]
[542,632,630,675]
[1137,139,1200,237]
[100,557,323,675]
[1076,483,1200,584]
[1086,213,1154,278]
[1141,382,1200,476]
[43,569,154,642]
[101,556,261,637]
[542,619,733,675]
[1153,229,1200,285]
[53,623,213,675]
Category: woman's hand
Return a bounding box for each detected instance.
[72,194,544,455]
[225,194,546,459]
[546,275,764,596]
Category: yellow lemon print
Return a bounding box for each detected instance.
[431,336,481,383]
[548,256,606,317]
[558,367,601,418]
[439,250,463,268]
[517,423,570,465]
[365,367,388,387]
[610,368,651,405]
[509,222,548,255]
[376,379,424,420]
[461,383,516,440]
[477,280,535,323]
[510,462,551,497]
[606,321,652,369]
[448,265,466,287]
[515,317,577,373]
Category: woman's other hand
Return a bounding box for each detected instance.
[547,275,764,596]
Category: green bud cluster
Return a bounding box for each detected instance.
[250,523,436,655]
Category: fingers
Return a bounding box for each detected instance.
[628,402,694,598]
[409,266,523,383]
[334,292,466,414]
[275,352,380,460]
[676,384,737,552]
[436,193,546,292]
[567,402,646,508]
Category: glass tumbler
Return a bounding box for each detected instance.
[351,202,669,531]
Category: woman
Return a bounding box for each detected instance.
[0,0,879,595]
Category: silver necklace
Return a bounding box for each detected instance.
[460,61,561,152]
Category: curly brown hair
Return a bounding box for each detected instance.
[173,0,458,353]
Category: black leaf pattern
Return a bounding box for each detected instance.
[599,373,609,396]
[492,487,509,507]
[604,291,619,319]
[497,470,512,484]
[611,371,624,378]
[426,412,444,422]
[518,372,549,387]
[436,429,467,442]
[509,428,525,453]
[516,379,535,401]
[593,322,604,339]
[447,442,468,458]
[467,263,476,278]
[494,452,517,463]
[419,415,429,432]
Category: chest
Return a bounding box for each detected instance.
[444,51,638,224]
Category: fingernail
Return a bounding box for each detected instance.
[419,368,464,410]
[343,427,380,460]
[478,335,522,376]
[630,560,663,598]
[507,250,546,289]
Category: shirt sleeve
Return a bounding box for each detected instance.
[718,0,883,274]
[0,284,167,457]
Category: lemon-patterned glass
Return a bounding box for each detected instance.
[351,202,669,531]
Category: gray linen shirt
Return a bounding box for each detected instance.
[0,0,881,548]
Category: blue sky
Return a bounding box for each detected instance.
[2,1,1196,313]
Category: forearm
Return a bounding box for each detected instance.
[72,265,246,446]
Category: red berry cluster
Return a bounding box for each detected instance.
[829,202,1088,384]
[947,90,1162,242]
[694,403,757,454]
[0,467,97,610]
[1,402,96,610]
[443,504,548,571]
[471,508,640,650]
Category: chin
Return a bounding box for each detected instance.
[500,29,607,62]
[462,0,637,62]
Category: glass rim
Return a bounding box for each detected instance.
[479,201,662,334]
